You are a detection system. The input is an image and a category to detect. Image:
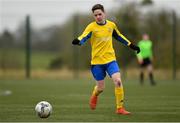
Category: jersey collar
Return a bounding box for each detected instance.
[96,20,107,26]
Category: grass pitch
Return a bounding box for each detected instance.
[0,78,180,122]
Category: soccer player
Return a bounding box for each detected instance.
[72,4,140,115]
[137,33,156,85]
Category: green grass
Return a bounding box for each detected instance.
[31,51,58,69]
[0,79,180,122]
[0,49,58,69]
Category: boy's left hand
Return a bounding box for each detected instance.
[129,43,140,54]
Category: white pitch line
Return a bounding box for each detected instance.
[0,90,12,96]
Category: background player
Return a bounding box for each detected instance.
[137,33,156,85]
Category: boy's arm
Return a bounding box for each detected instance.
[136,42,143,64]
[113,24,140,53]
[137,53,143,64]
[150,41,153,60]
[72,24,92,46]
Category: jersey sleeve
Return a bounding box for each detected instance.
[136,42,143,59]
[78,24,92,45]
[112,23,131,46]
[149,41,153,58]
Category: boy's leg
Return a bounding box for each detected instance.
[90,65,106,110]
[112,73,124,109]
[111,72,130,115]
[147,64,156,85]
[106,61,130,114]
[139,60,145,85]
[92,80,104,96]
[90,80,104,110]
[140,67,144,85]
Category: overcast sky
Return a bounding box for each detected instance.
[0,0,180,33]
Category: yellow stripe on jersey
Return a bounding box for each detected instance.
[78,20,132,65]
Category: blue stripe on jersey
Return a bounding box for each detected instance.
[112,29,129,46]
[79,32,92,45]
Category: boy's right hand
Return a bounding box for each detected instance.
[72,38,80,45]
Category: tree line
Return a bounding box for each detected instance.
[0,3,179,70]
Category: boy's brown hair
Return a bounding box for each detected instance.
[92,4,104,13]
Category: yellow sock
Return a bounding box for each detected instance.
[92,86,103,96]
[115,86,124,109]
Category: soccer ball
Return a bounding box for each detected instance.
[35,101,52,118]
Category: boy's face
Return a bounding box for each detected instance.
[93,9,105,23]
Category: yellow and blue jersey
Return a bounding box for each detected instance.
[78,20,131,65]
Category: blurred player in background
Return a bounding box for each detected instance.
[72,4,140,115]
[137,33,156,86]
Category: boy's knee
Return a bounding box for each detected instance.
[114,78,122,87]
[97,84,105,92]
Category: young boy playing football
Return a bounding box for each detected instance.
[72,4,140,115]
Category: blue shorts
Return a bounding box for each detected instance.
[91,60,120,81]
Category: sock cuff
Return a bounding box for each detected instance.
[115,87,123,93]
